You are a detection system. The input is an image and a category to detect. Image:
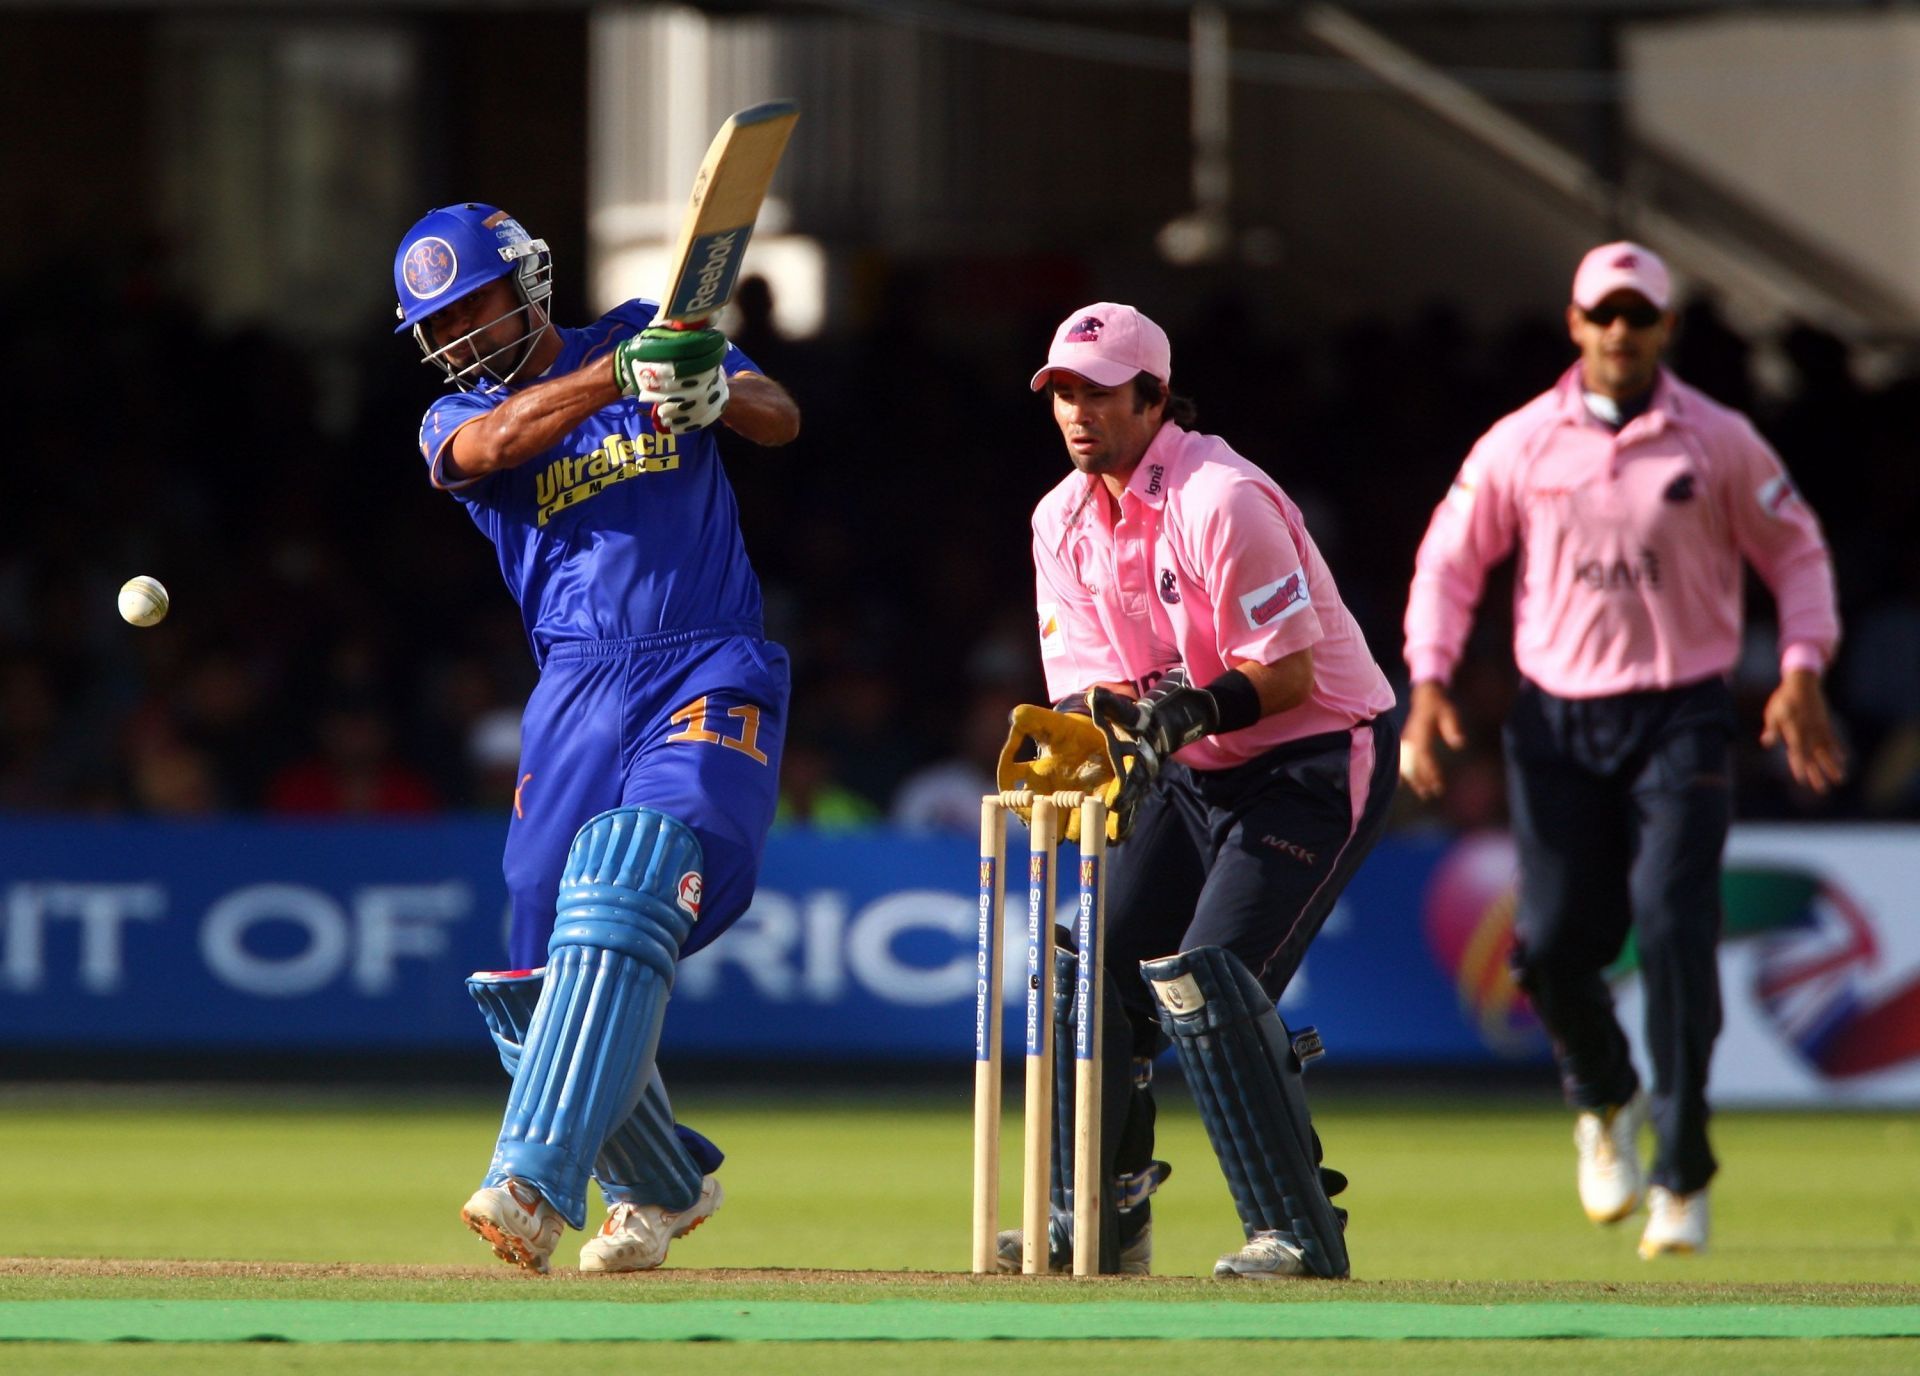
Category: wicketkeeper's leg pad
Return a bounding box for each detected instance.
[485,807,703,1229]
[1141,944,1350,1279]
[467,969,714,1213]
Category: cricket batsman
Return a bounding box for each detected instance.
[390,203,799,1273]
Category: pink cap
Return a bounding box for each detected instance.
[1572,242,1671,311]
[1029,303,1172,391]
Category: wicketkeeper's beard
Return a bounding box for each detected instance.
[1065,435,1113,473]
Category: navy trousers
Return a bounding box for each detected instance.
[1098,717,1399,1196]
[1504,676,1733,1195]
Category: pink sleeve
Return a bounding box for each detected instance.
[1718,422,1840,674]
[1032,524,1127,703]
[1199,480,1322,665]
[1403,434,1519,686]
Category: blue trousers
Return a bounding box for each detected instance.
[1504,676,1732,1196]
[501,627,789,969]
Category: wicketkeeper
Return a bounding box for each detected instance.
[999,303,1399,1277]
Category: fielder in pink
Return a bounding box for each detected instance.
[1400,242,1846,1261]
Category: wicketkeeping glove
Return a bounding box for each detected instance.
[612,326,731,434]
[1089,668,1222,759]
[995,702,1153,842]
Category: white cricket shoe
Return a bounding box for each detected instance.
[992,1222,1153,1275]
[461,1177,564,1274]
[578,1175,723,1273]
[1639,1185,1709,1259]
[1213,1230,1310,1279]
[1574,1089,1648,1224]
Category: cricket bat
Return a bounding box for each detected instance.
[655,100,800,328]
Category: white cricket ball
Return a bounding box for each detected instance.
[118,575,170,628]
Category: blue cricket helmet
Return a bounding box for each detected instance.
[393,203,554,388]
[394,203,548,332]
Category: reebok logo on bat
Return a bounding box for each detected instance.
[1240,572,1309,629]
[683,230,741,315]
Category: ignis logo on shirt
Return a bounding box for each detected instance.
[1158,569,1180,604]
[1145,464,1164,496]
[1240,572,1309,629]
[1037,603,1066,660]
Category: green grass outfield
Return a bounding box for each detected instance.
[2,1084,1917,1372]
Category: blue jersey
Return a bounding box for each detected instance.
[418,301,765,663]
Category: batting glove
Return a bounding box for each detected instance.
[612,325,728,398]
[646,366,730,434]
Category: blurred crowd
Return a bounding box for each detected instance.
[5,260,1917,831]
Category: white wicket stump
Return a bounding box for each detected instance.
[973,791,1109,1276]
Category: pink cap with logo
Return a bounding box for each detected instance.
[1029,303,1172,391]
[1572,242,1672,311]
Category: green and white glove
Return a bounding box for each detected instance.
[612,326,731,434]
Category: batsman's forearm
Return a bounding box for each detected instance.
[449,365,624,477]
[722,372,801,446]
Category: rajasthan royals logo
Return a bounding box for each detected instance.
[403,236,458,300]
[1065,315,1104,343]
[1158,569,1180,604]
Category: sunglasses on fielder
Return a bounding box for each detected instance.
[1582,301,1664,329]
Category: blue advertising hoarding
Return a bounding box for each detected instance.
[0,820,1514,1064]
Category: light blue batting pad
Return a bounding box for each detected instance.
[467,969,712,1212]
[485,807,702,1228]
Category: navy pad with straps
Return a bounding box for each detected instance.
[1141,944,1350,1278]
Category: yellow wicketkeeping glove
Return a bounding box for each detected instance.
[994,702,1154,842]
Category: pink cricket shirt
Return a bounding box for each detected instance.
[1032,423,1396,770]
[1405,364,1839,697]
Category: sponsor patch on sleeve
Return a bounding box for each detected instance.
[1238,572,1311,630]
[1038,602,1065,660]
[1757,474,1800,520]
